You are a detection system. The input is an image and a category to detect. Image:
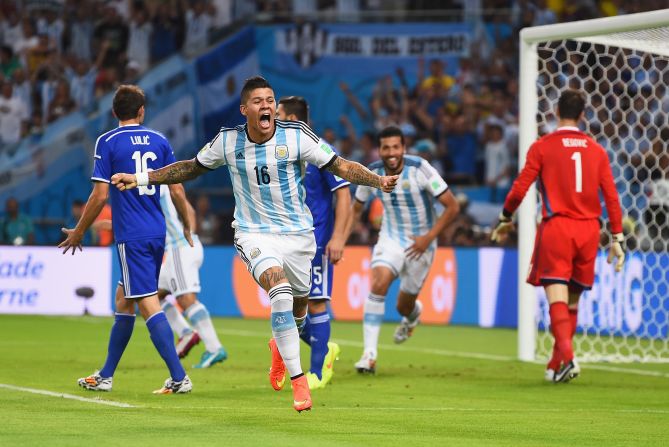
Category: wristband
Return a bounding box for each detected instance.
[136,172,149,186]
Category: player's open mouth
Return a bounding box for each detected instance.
[259,113,271,130]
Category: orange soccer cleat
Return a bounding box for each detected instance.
[291,375,312,412]
[268,338,286,391]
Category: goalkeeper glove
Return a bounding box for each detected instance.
[607,233,625,272]
[491,212,514,243]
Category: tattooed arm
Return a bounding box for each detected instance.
[110,159,209,190]
[325,157,398,193]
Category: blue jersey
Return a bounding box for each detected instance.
[91,124,177,243]
[304,162,350,247]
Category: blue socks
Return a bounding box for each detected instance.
[307,311,331,379]
[100,313,135,378]
[299,317,312,345]
[146,311,186,382]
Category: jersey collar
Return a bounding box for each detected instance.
[556,126,581,132]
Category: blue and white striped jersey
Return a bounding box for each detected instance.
[159,185,199,248]
[196,120,336,233]
[355,155,448,249]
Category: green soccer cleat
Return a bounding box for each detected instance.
[193,347,228,369]
[306,372,324,390]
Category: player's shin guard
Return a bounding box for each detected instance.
[161,300,192,338]
[185,302,222,352]
[549,302,574,363]
[99,313,135,378]
[269,284,302,378]
[146,311,186,382]
[363,293,385,357]
[308,311,330,379]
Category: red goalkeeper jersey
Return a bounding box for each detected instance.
[503,126,623,234]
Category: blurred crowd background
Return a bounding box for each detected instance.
[1,0,668,248]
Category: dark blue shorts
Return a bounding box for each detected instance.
[116,237,165,299]
[309,246,333,300]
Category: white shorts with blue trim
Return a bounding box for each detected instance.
[233,231,316,297]
[371,236,434,296]
[158,237,204,297]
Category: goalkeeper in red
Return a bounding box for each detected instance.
[492,89,625,383]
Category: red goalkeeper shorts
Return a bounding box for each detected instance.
[526,216,600,289]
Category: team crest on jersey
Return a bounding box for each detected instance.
[402,180,411,190]
[250,247,261,259]
[275,145,289,160]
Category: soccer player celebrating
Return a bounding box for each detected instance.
[348,126,460,374]
[491,89,625,383]
[276,96,350,390]
[59,85,193,394]
[110,76,398,412]
[156,185,228,369]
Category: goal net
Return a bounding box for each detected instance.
[518,11,669,363]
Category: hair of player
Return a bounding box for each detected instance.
[557,89,586,120]
[377,125,405,146]
[278,96,309,122]
[112,85,145,121]
[241,76,273,104]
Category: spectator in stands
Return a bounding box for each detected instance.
[445,113,477,184]
[195,194,219,245]
[47,79,76,123]
[418,58,455,94]
[0,45,20,78]
[36,7,65,53]
[92,203,113,246]
[0,81,29,146]
[127,4,153,73]
[484,123,511,202]
[2,12,23,53]
[66,5,94,62]
[67,54,104,112]
[1,197,34,246]
[15,18,39,68]
[93,6,129,69]
[151,2,184,64]
[10,67,31,116]
[183,0,213,57]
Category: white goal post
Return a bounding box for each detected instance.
[518,9,669,362]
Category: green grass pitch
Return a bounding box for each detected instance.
[1,315,668,446]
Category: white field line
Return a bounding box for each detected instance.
[0,383,136,408]
[217,328,669,379]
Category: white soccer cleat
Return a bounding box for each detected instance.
[355,351,377,374]
[394,300,422,344]
[544,368,556,382]
[153,375,193,394]
[78,371,112,391]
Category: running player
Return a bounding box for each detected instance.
[347,125,460,374]
[59,85,192,394]
[491,89,624,383]
[276,96,349,390]
[110,76,398,411]
[157,184,228,369]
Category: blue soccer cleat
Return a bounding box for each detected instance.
[193,347,228,369]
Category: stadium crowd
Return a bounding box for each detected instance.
[1,0,668,247]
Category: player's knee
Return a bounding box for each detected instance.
[370,277,391,296]
[308,299,327,314]
[176,293,197,309]
[258,266,289,291]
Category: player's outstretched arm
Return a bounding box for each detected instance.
[326,157,398,193]
[111,159,208,191]
[58,182,109,255]
[406,189,460,260]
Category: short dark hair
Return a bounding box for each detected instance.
[72,199,85,207]
[112,85,145,120]
[377,125,405,146]
[557,89,586,120]
[241,76,272,104]
[278,96,309,122]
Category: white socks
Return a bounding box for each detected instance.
[162,300,192,337]
[269,284,302,378]
[185,302,222,352]
[363,293,386,358]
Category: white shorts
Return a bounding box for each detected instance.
[371,236,434,296]
[158,238,203,296]
[233,231,316,297]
